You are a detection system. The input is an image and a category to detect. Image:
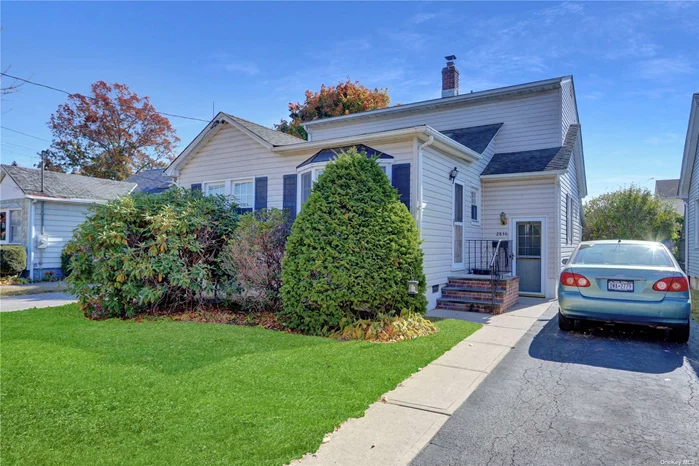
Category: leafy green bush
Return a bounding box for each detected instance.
[60,248,73,277]
[221,208,290,312]
[65,189,239,319]
[281,148,427,335]
[0,245,26,277]
[331,310,438,342]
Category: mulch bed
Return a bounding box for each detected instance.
[134,306,289,331]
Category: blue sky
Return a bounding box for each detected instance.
[1,1,698,198]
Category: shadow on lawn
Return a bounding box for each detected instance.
[529,313,699,378]
[4,306,337,374]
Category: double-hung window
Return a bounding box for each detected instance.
[470,190,478,223]
[205,182,226,197]
[0,209,21,244]
[233,180,254,211]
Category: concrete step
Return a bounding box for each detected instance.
[436,297,504,314]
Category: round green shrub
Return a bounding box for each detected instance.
[65,189,239,319]
[0,245,27,277]
[281,148,427,335]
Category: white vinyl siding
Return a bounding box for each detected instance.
[33,201,92,271]
[688,135,699,278]
[560,78,578,143]
[176,124,417,211]
[482,177,558,298]
[308,89,563,153]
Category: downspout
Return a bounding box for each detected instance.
[417,135,434,231]
[38,159,45,275]
[28,200,35,281]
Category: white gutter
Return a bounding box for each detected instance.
[417,136,434,231]
[273,125,480,163]
[25,195,108,205]
[481,170,566,181]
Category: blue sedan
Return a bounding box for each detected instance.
[558,240,691,343]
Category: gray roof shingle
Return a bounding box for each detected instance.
[440,123,503,154]
[2,165,136,200]
[655,179,680,198]
[297,144,393,168]
[481,124,579,176]
[126,168,174,194]
[224,113,304,146]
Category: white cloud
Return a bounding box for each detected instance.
[637,58,694,80]
[223,63,260,76]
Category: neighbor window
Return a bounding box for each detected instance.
[470,190,478,223]
[695,199,699,248]
[0,209,20,244]
[233,180,254,209]
[566,194,573,244]
[205,182,226,197]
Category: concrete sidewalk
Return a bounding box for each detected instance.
[0,292,76,312]
[293,297,552,466]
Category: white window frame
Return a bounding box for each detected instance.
[204,180,227,197]
[470,184,481,225]
[694,199,699,249]
[0,208,21,244]
[453,181,465,269]
[566,194,573,244]
[231,178,255,210]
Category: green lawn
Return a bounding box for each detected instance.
[0,305,479,466]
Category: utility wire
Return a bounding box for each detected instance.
[0,126,51,142]
[0,72,210,122]
[2,141,43,152]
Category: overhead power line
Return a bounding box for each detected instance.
[0,126,51,142]
[0,72,210,122]
[2,141,43,152]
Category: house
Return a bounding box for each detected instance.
[126,168,175,194]
[655,179,683,215]
[677,93,699,288]
[0,165,136,280]
[165,57,587,309]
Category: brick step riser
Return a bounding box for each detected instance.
[447,279,510,289]
[441,290,505,302]
[436,300,503,315]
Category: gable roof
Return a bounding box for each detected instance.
[678,94,699,199]
[126,168,174,194]
[482,124,580,177]
[223,113,304,147]
[655,179,680,199]
[1,164,136,201]
[440,123,503,154]
[297,144,393,169]
[303,76,569,129]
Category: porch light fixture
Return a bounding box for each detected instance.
[449,167,459,184]
[407,280,419,296]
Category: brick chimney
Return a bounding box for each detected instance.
[441,55,459,98]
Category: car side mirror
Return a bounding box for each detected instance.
[561,258,569,265]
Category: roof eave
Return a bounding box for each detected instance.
[678,94,699,199]
[273,126,480,162]
[481,169,566,180]
[303,76,567,129]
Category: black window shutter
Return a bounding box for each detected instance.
[254,177,268,211]
[392,163,411,212]
[191,183,202,192]
[283,174,297,220]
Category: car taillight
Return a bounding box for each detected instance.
[653,276,689,292]
[560,272,590,288]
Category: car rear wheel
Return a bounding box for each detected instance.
[558,310,574,331]
[669,322,690,343]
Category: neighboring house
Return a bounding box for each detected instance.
[165,57,587,307]
[0,165,136,280]
[678,94,699,288]
[655,179,683,215]
[126,168,175,194]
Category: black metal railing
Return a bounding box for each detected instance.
[465,240,512,276]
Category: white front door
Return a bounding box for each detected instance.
[453,181,464,269]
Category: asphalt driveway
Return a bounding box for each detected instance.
[412,303,699,466]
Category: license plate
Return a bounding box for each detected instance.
[607,280,634,292]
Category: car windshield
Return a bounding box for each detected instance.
[571,243,674,267]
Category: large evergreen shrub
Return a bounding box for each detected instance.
[0,245,26,276]
[281,148,427,334]
[65,189,239,319]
